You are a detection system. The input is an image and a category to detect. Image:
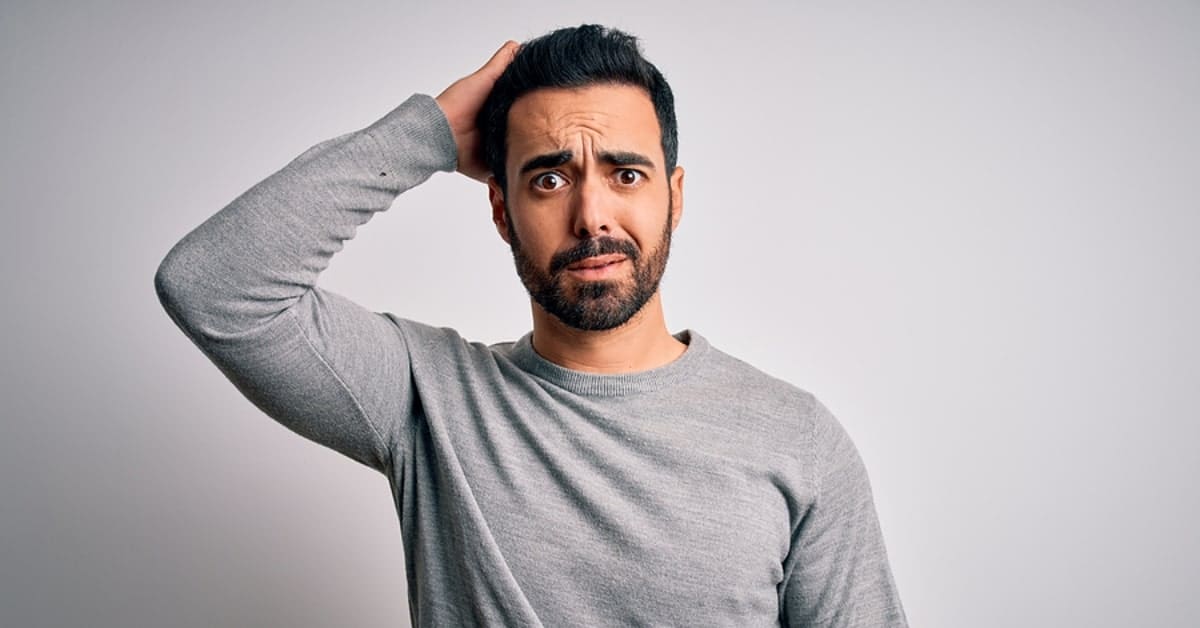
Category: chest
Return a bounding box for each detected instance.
[448,398,802,622]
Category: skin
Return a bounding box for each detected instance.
[437,43,686,373]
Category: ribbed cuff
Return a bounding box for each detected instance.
[365,93,458,175]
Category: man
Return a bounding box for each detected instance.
[156,24,906,627]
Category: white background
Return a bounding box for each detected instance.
[2,1,1198,626]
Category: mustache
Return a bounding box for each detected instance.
[549,236,640,274]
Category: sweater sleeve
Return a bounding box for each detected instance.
[780,398,908,627]
[154,94,458,474]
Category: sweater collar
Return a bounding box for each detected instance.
[506,330,708,397]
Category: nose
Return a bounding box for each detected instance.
[570,175,613,239]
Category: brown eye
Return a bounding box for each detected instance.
[533,172,565,190]
[617,169,643,185]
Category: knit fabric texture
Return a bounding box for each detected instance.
[155,94,907,627]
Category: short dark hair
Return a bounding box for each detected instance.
[478,24,678,193]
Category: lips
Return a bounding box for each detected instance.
[549,237,640,274]
[566,254,627,271]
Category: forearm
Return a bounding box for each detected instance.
[155,94,456,340]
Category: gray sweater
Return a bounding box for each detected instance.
[155,94,907,627]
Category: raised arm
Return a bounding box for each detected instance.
[154,42,517,472]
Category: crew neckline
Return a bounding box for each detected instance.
[506,330,709,397]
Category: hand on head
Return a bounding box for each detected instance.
[435,41,519,183]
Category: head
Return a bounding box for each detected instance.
[479,25,684,332]
[479,25,679,195]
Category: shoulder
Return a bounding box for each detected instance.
[385,317,544,392]
[687,334,840,451]
[385,316,518,371]
[696,338,827,419]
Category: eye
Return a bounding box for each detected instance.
[533,172,567,191]
[616,169,644,186]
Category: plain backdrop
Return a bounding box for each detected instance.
[2,1,1198,626]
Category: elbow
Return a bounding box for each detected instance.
[154,247,183,313]
[154,237,290,342]
[154,239,211,336]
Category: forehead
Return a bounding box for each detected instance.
[506,84,663,166]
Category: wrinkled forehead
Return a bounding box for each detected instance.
[505,84,664,167]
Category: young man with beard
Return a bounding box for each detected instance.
[156,25,906,627]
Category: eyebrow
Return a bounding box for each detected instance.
[518,149,657,175]
[519,151,572,175]
[598,151,656,169]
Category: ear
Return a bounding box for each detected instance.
[668,166,685,231]
[488,176,512,244]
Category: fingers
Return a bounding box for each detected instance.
[434,40,521,182]
[478,40,520,78]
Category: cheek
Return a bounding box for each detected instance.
[630,199,673,247]
[510,212,563,258]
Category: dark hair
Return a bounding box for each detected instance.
[478,24,678,193]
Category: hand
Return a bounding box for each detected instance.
[436,40,519,183]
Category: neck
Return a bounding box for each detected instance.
[529,293,686,374]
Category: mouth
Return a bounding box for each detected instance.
[566,254,627,271]
[564,254,628,279]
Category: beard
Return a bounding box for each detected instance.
[507,208,673,332]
